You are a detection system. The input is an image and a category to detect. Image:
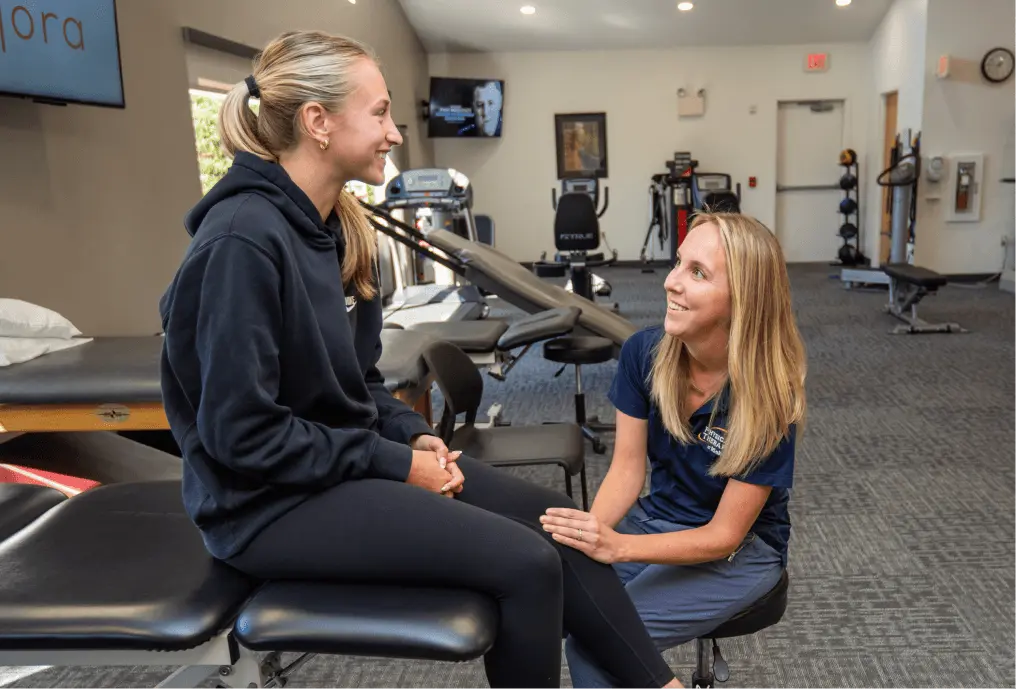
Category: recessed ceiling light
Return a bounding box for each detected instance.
[836,0,851,6]
[677,2,694,11]
[520,5,536,14]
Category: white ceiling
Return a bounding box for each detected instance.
[397,0,894,53]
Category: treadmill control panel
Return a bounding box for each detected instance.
[383,168,473,210]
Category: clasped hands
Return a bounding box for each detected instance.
[409,434,464,498]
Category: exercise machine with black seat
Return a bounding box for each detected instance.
[841,133,967,333]
[533,178,620,312]
[640,152,742,272]
[376,168,489,326]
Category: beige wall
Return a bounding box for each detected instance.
[912,0,1015,274]
[429,44,871,264]
[0,0,431,336]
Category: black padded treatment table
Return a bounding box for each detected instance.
[0,480,498,688]
[0,337,167,434]
[0,331,441,487]
[0,332,439,435]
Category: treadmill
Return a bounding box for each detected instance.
[377,168,489,327]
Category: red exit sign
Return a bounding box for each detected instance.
[806,53,829,72]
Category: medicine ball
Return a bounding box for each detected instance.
[839,197,858,215]
[839,173,857,190]
[839,148,857,166]
[838,222,858,239]
[838,243,861,266]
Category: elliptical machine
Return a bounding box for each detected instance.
[533,178,619,312]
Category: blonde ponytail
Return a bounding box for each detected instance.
[218,80,272,161]
[336,190,378,301]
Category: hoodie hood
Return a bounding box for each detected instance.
[185,151,343,253]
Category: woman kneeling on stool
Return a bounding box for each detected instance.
[542,213,807,688]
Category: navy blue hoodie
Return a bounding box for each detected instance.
[159,151,434,560]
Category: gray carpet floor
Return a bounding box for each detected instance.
[4,264,1014,688]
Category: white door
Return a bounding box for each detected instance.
[775,100,846,262]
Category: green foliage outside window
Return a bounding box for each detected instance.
[190,91,232,195]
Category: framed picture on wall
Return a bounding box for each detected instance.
[555,112,608,179]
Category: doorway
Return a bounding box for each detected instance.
[775,99,846,262]
[880,91,899,262]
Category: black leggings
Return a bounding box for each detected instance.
[226,456,675,688]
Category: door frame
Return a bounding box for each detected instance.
[880,91,899,263]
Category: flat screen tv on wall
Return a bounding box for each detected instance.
[0,0,125,108]
[428,76,504,138]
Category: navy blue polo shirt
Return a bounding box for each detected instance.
[608,326,796,566]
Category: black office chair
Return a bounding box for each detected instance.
[422,339,590,509]
[690,570,789,687]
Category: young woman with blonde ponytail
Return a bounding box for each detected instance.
[541,212,807,688]
[159,30,681,689]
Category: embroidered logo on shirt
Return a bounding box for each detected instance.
[345,295,357,312]
[698,426,726,456]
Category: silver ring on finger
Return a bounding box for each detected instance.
[578,529,584,540]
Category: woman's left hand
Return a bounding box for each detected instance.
[540,508,623,564]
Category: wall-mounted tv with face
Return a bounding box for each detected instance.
[428,77,504,138]
[0,0,125,108]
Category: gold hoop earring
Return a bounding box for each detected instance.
[319,138,330,151]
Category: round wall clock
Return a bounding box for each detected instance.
[981,47,1015,83]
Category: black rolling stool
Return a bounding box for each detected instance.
[690,570,789,687]
[542,335,615,454]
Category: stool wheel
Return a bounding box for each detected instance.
[543,336,614,366]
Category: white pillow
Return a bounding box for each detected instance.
[0,337,92,367]
[0,299,83,339]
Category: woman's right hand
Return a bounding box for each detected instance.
[407,451,455,496]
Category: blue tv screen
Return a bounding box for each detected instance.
[0,0,125,108]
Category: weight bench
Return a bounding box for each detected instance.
[0,480,498,688]
[881,263,968,334]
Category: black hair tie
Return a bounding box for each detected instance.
[244,75,261,99]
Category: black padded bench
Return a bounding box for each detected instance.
[0,483,66,542]
[881,263,967,334]
[0,481,498,688]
